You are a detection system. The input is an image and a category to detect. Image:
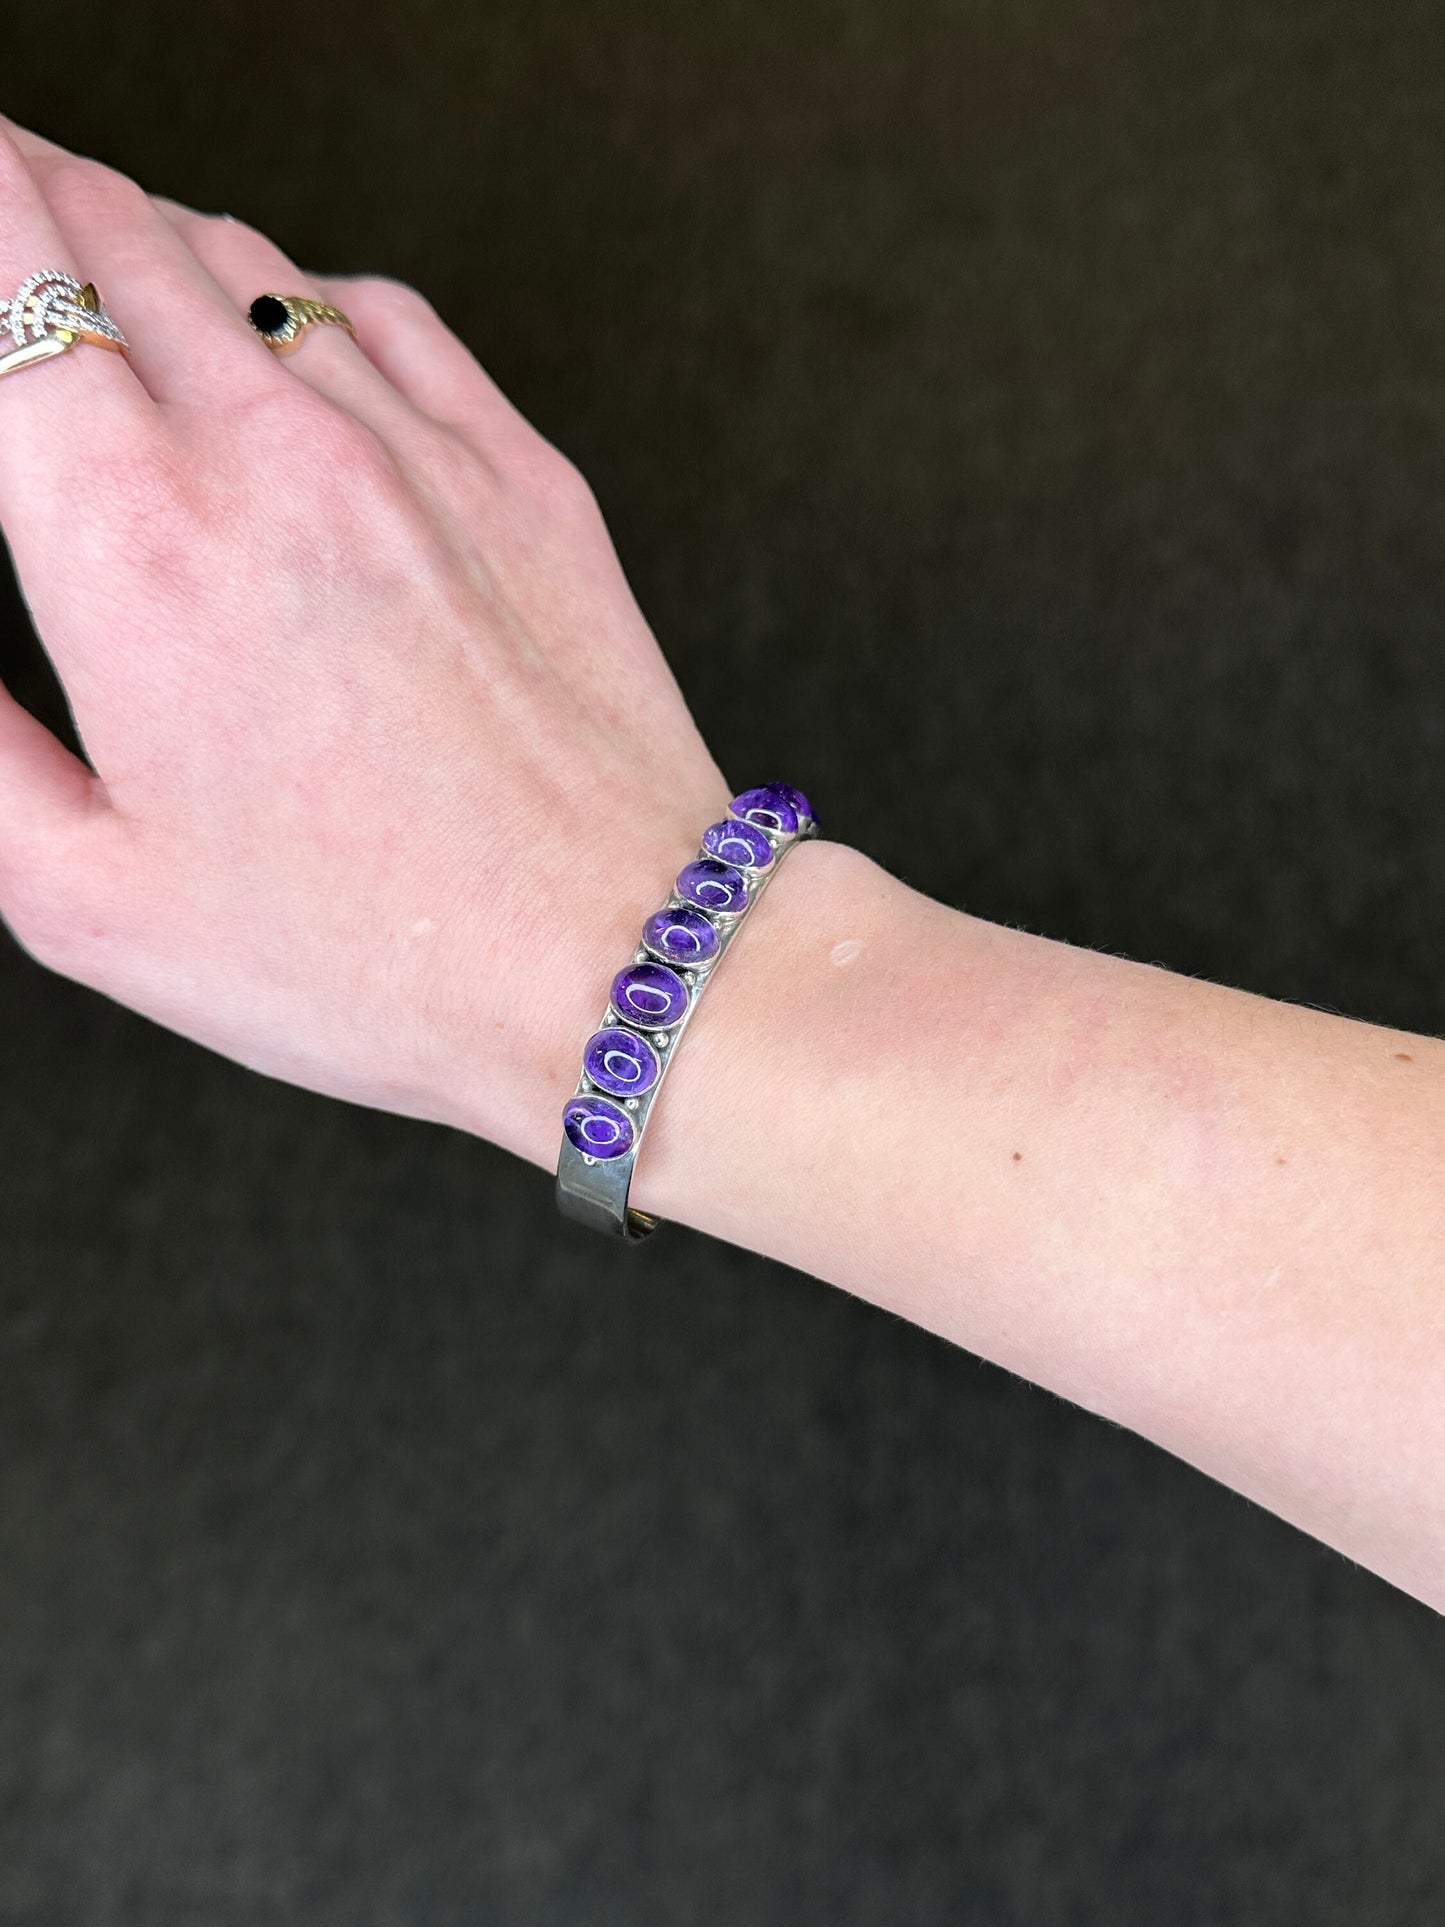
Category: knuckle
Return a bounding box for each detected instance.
[320,414,396,482]
[524,444,600,523]
[229,390,427,566]
[67,432,205,588]
[111,435,196,533]
[244,387,396,487]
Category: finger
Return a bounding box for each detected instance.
[152,199,411,428]
[311,273,544,460]
[0,128,153,506]
[2,120,283,409]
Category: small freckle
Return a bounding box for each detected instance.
[1276,1156,1287,1166]
[830,939,862,967]
[1395,1052,1413,1062]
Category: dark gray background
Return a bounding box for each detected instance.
[3,2,1445,1921]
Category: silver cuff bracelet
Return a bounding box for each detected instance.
[555,783,817,1240]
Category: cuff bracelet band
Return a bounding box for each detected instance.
[555,783,817,1240]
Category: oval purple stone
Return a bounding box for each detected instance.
[582,1025,660,1099]
[643,904,720,966]
[611,960,690,1029]
[730,786,799,838]
[563,1093,635,1160]
[759,781,814,826]
[676,858,750,914]
[702,817,774,870]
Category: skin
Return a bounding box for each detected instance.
[1,119,1443,1610]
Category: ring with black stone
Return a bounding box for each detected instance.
[247,292,355,355]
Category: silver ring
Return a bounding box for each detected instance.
[0,270,128,382]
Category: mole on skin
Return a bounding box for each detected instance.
[1395,1052,1413,1062]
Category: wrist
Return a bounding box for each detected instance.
[624,835,913,1248]
[419,786,735,1166]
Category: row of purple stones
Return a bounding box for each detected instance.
[562,784,815,1162]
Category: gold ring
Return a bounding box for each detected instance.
[0,271,128,383]
[247,292,355,356]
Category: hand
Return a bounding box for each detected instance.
[0,119,730,1166]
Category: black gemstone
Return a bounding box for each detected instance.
[249,295,290,338]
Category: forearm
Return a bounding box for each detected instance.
[623,840,1445,1608]
[2,116,1438,1613]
